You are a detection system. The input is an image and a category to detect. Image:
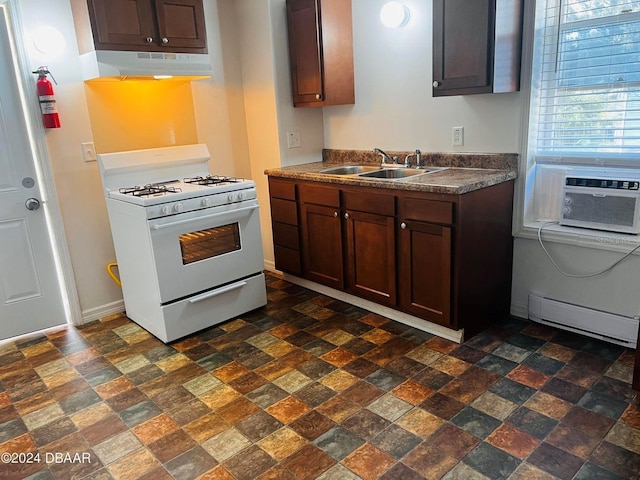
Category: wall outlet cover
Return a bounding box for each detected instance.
[452,126,464,146]
[287,131,301,148]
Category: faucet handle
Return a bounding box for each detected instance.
[414,149,422,168]
[404,149,421,168]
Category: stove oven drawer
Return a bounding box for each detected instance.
[159,273,267,342]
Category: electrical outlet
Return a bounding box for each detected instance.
[287,131,301,149]
[81,142,97,162]
[452,126,464,146]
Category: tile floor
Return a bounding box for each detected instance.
[0,273,639,479]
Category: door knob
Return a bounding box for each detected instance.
[25,198,41,211]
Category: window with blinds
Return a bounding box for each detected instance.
[531,0,640,160]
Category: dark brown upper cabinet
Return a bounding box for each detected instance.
[432,0,523,96]
[85,0,207,53]
[285,0,355,107]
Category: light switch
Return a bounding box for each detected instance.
[81,142,97,162]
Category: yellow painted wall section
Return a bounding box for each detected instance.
[84,79,198,153]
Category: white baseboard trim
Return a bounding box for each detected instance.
[81,299,125,324]
[264,259,276,272]
[510,303,528,320]
[276,272,464,343]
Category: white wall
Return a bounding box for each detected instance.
[323,0,522,154]
[512,237,640,319]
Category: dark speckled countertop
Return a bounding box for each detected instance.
[265,149,518,195]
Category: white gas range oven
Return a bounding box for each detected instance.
[98,144,267,342]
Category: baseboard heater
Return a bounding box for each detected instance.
[528,293,638,349]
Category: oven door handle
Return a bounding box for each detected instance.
[151,205,259,230]
[188,280,248,304]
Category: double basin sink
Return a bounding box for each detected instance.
[319,165,446,180]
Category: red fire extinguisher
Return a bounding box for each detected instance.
[33,66,60,129]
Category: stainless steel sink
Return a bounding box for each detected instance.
[319,165,382,175]
[358,167,444,179]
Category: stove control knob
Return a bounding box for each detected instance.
[201,198,213,207]
[228,193,237,202]
[174,203,184,213]
[161,205,172,215]
[237,192,245,201]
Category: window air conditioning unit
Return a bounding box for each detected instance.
[560,176,640,234]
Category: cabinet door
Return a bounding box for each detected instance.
[88,0,157,49]
[154,0,207,50]
[300,203,343,289]
[344,210,396,306]
[399,221,452,326]
[432,0,494,96]
[286,0,324,105]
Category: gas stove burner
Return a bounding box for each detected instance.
[119,184,182,197]
[184,175,243,186]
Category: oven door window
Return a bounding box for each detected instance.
[179,223,241,265]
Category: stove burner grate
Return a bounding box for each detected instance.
[184,175,243,186]
[119,184,182,197]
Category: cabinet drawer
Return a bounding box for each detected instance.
[343,190,395,216]
[401,197,454,225]
[274,245,301,275]
[300,183,340,207]
[271,198,298,226]
[269,178,297,200]
[273,222,300,250]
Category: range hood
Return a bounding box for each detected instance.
[70,0,212,81]
[79,50,213,81]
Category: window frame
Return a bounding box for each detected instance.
[515,0,640,252]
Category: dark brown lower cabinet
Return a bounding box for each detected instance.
[269,176,514,338]
[300,185,344,290]
[399,221,451,326]
[344,209,396,307]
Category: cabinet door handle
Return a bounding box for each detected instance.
[344,213,350,219]
[162,37,169,44]
[146,37,154,43]
[401,222,407,229]
[315,94,321,100]
[333,211,338,217]
[432,81,440,88]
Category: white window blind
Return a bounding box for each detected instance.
[532,0,640,160]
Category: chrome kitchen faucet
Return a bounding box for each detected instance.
[373,147,398,167]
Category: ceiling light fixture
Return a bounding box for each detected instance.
[380,2,410,28]
[30,26,66,59]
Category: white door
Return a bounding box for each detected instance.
[0,7,66,340]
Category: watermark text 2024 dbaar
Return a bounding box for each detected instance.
[1,452,92,464]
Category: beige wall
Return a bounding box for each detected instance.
[15,0,255,320]
[18,0,634,332]
[17,0,121,320]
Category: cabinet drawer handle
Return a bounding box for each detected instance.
[401,222,407,229]
[162,37,169,44]
[344,213,350,219]
[146,37,153,43]
[333,211,338,217]
[432,81,439,88]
